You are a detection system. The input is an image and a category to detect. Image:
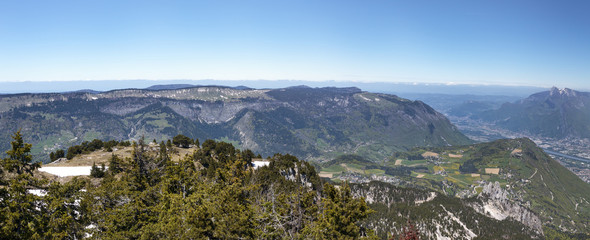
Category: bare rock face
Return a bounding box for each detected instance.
[349,181,540,240]
[471,182,543,235]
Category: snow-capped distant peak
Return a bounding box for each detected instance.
[550,86,577,97]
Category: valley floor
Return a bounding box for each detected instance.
[449,115,590,184]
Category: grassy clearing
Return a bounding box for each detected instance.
[216,137,242,149]
[321,165,346,173]
[452,174,478,184]
[82,131,103,142]
[45,145,199,167]
[340,163,365,174]
[364,168,385,175]
[148,119,173,129]
[402,159,428,166]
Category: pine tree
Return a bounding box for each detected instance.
[108,154,123,174]
[2,130,40,175]
[172,134,192,148]
[0,131,45,239]
[305,182,375,239]
[157,142,171,169]
[41,178,89,239]
[90,162,105,178]
[55,149,65,159]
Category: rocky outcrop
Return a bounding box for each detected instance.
[350,181,540,240]
[470,182,543,235]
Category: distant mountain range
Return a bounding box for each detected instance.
[144,84,253,91]
[397,93,522,117]
[0,85,471,162]
[0,80,547,96]
[475,87,590,139]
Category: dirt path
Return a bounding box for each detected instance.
[529,168,538,179]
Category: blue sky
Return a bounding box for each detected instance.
[1,0,589,89]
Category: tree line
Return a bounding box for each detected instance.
[1,131,380,239]
[49,134,203,162]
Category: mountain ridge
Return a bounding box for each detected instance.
[0,86,471,162]
[475,87,590,139]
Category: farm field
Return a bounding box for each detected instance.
[319,144,516,193]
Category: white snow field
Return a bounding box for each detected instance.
[252,161,270,169]
[38,166,98,177]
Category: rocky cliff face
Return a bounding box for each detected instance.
[350,181,540,240]
[469,182,543,235]
[0,86,471,162]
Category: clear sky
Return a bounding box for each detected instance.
[1,0,589,89]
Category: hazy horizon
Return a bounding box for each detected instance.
[0,79,554,97]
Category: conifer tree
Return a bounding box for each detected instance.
[90,162,105,178]
[0,131,44,239]
[2,130,40,175]
[55,149,65,159]
[108,154,123,174]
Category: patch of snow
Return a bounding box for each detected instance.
[85,224,96,238]
[252,161,270,169]
[38,166,107,177]
[28,189,47,197]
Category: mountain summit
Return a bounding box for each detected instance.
[549,86,577,98]
[476,87,590,139]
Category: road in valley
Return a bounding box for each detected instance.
[544,149,590,164]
